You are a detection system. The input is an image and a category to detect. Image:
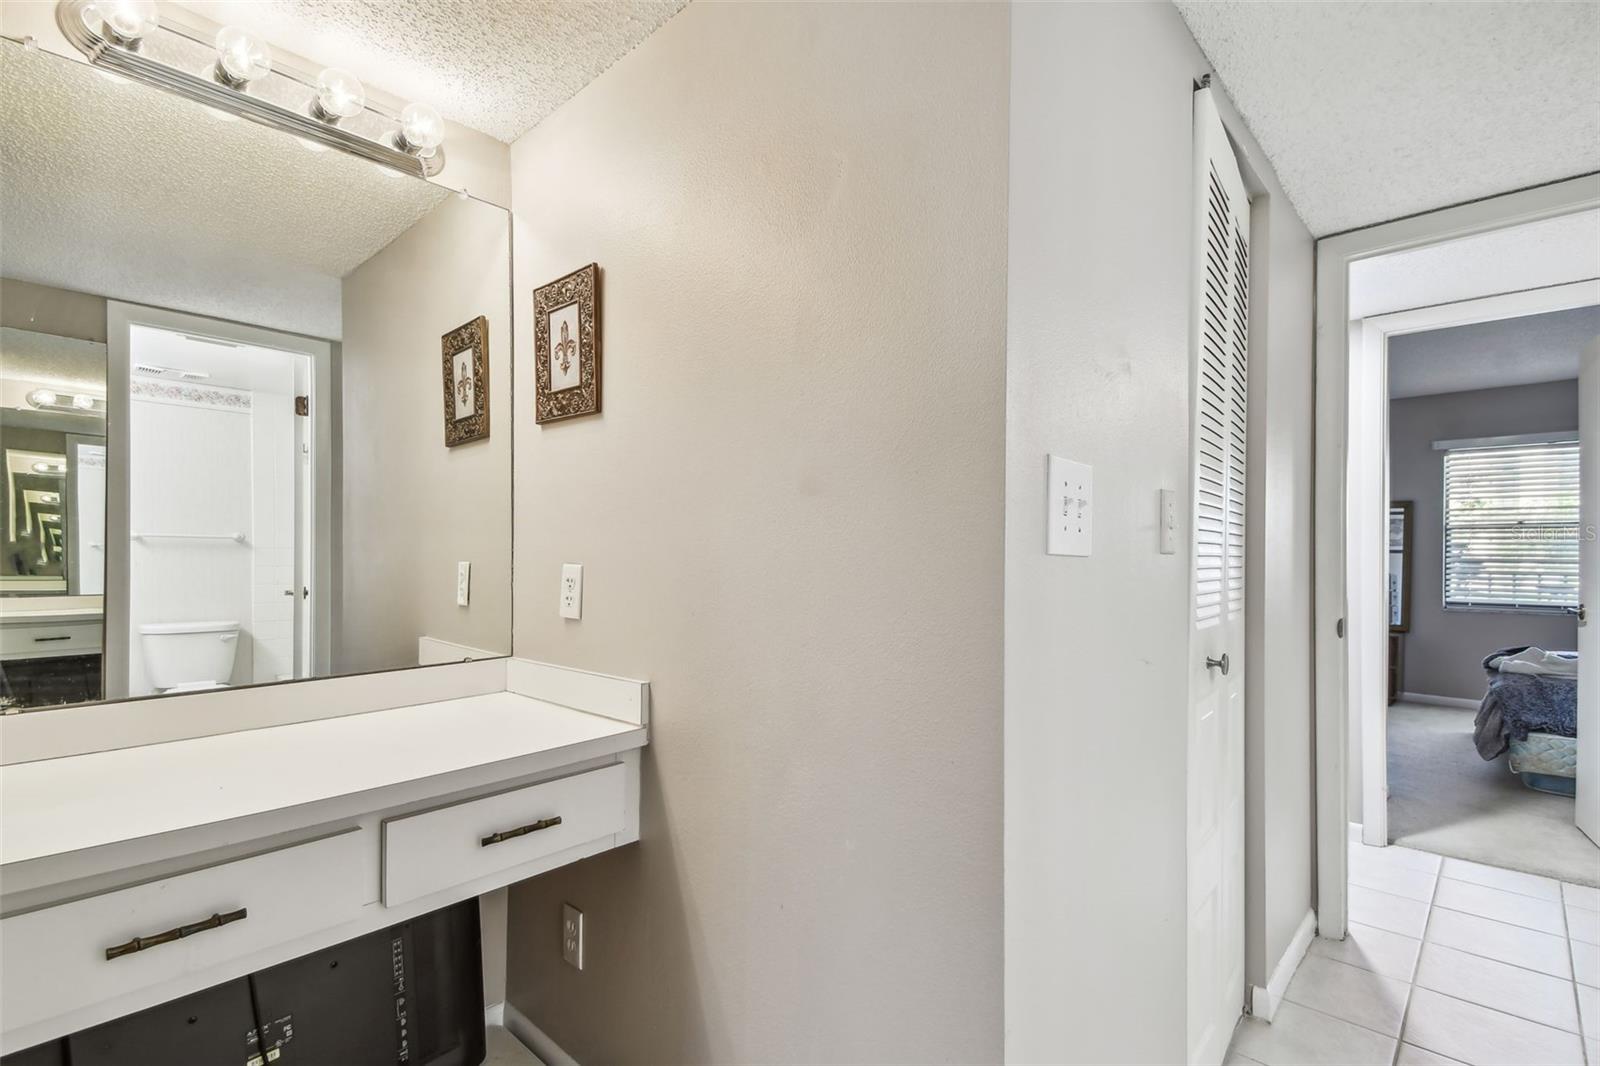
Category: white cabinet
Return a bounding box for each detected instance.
[383,764,628,906]
[0,618,103,660]
[0,830,366,1038]
[0,658,648,1055]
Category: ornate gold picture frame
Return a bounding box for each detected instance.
[533,263,600,424]
[441,315,490,446]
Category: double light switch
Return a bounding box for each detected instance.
[1046,456,1092,557]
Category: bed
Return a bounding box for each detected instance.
[1473,646,1578,795]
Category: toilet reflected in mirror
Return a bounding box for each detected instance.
[139,620,240,694]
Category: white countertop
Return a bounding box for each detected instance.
[0,607,104,623]
[0,691,645,867]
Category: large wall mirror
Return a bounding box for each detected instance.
[0,39,511,712]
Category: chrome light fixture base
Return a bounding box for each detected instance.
[55,0,445,179]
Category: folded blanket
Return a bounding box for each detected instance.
[1490,646,1578,678]
[1473,646,1578,760]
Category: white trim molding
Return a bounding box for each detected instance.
[1432,430,1578,452]
[503,1000,580,1066]
[1398,692,1480,710]
[1250,909,1317,1022]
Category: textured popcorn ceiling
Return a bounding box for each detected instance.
[1389,305,1598,400]
[179,0,689,143]
[1175,1,1600,236]
[0,43,448,339]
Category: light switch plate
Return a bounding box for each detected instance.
[562,903,584,970]
[456,561,471,606]
[560,563,583,620]
[1159,488,1178,555]
[1046,456,1092,556]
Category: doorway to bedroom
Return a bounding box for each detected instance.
[1345,209,1600,888]
[1383,305,1596,884]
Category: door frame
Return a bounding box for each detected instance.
[1348,280,1600,851]
[104,302,334,698]
[1581,337,1600,846]
[1313,174,1600,939]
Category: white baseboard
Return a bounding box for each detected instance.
[1399,692,1479,710]
[1250,909,1317,1023]
[502,1000,580,1066]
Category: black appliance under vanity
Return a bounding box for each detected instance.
[1,900,486,1066]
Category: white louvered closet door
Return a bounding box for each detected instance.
[1186,85,1251,1066]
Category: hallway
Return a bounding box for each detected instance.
[1229,833,1598,1065]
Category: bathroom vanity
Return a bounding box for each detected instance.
[0,9,585,1059]
[0,658,648,1055]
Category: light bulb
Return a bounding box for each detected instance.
[397,102,444,156]
[32,460,64,474]
[214,26,271,86]
[27,389,57,408]
[40,493,60,505]
[71,394,97,410]
[92,0,159,44]
[313,68,365,122]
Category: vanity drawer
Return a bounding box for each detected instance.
[0,830,366,1035]
[383,764,627,907]
[0,620,103,660]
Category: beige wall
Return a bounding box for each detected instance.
[503,2,1008,1061]
[1390,380,1579,699]
[1243,158,1318,1007]
[0,278,107,343]
[1006,4,1315,1059]
[338,195,512,671]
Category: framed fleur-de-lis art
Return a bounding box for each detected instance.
[533,263,600,424]
[441,315,489,446]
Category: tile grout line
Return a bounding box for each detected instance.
[1436,871,1567,904]
[1390,862,1442,1066]
[1565,899,1590,1066]
[1270,988,1410,1045]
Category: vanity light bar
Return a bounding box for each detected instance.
[26,388,105,414]
[54,0,445,179]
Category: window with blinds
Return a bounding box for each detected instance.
[1442,439,1580,611]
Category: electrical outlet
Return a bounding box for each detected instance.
[562,903,584,970]
[560,563,583,620]
[456,561,471,607]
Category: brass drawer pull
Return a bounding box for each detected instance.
[105,908,248,960]
[481,816,562,848]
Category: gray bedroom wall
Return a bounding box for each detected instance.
[1389,379,1579,702]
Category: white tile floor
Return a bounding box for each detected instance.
[1228,837,1600,1066]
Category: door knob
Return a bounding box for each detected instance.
[1205,653,1230,676]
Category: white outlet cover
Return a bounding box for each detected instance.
[1046,455,1092,557]
[562,902,584,969]
[560,563,583,620]
[1159,488,1178,556]
[456,561,471,606]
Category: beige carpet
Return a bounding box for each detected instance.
[1387,701,1600,886]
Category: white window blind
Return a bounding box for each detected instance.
[1442,439,1580,610]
